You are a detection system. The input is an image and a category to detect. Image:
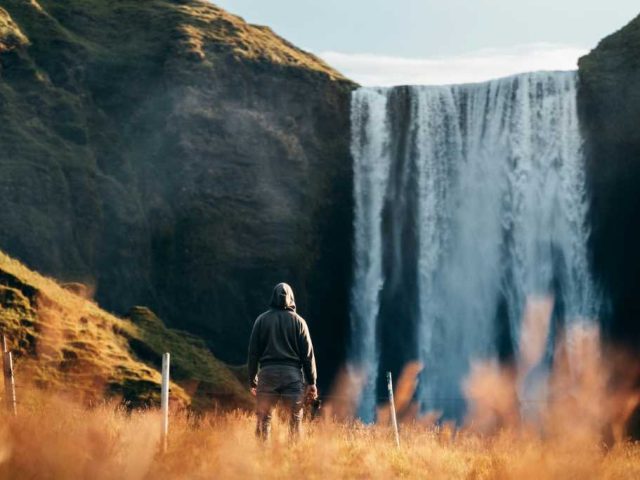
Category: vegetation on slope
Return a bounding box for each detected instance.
[0,250,251,409]
[126,306,251,410]
[0,6,27,52]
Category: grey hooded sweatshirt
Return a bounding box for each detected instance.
[248,283,317,388]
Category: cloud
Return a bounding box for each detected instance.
[319,44,590,87]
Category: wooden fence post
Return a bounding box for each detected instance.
[161,352,170,452]
[386,371,400,447]
[2,335,17,416]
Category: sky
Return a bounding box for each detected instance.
[214,0,639,86]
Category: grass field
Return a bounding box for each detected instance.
[0,389,638,480]
[2,250,640,478]
[2,251,640,478]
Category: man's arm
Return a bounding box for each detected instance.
[297,318,317,387]
[247,318,261,388]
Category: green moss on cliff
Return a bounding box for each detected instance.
[580,14,640,70]
[579,13,640,144]
[127,305,252,410]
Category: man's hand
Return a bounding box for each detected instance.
[305,384,318,400]
[250,387,257,397]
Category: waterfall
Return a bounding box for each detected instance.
[349,88,391,421]
[349,72,597,420]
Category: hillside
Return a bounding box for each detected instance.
[0,249,251,409]
[0,0,356,383]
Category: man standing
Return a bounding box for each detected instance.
[248,282,318,440]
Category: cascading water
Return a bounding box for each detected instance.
[349,71,597,420]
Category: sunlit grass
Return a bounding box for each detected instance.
[2,251,640,478]
[1,390,639,479]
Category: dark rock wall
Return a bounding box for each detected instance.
[0,0,355,386]
[578,13,640,345]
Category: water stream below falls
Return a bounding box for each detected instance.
[349,71,598,421]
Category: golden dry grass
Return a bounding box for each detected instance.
[0,7,28,53]
[172,1,351,81]
[0,389,639,480]
[1,257,640,478]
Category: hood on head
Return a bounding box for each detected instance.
[270,282,296,311]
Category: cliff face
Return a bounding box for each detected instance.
[0,0,356,381]
[578,14,640,344]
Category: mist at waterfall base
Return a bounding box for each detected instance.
[348,71,602,424]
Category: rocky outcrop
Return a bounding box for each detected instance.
[578,13,640,345]
[0,0,356,383]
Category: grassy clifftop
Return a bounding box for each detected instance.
[0,7,27,52]
[0,250,251,409]
[169,1,348,79]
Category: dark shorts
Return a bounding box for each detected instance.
[257,365,304,402]
[256,365,305,417]
[255,365,305,439]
